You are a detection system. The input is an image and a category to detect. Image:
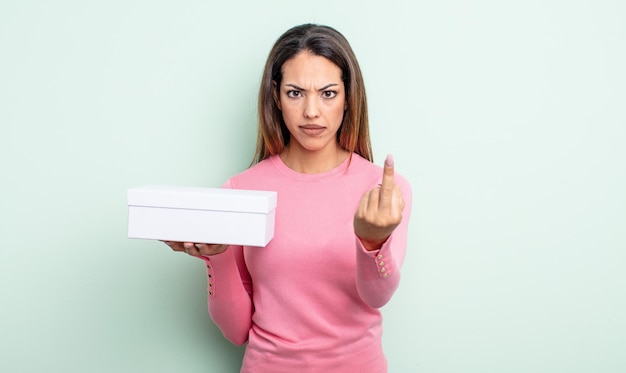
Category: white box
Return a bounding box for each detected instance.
[127,186,277,247]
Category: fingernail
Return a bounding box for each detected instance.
[385,154,394,168]
[184,243,193,249]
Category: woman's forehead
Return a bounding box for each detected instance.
[281,51,342,86]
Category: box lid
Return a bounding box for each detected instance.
[127,186,277,213]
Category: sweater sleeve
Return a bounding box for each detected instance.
[355,176,412,308]
[201,246,253,345]
[198,178,254,345]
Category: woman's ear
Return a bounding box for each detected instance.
[273,80,281,110]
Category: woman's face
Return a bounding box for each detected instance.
[276,51,346,155]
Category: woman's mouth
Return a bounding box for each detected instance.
[299,124,326,136]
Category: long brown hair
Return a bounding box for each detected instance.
[252,24,372,165]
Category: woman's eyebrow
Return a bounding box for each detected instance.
[284,83,340,91]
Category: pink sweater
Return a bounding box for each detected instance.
[202,154,412,373]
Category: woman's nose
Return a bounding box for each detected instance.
[303,97,320,118]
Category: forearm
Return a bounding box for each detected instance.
[355,177,411,308]
[202,248,253,345]
[355,235,401,308]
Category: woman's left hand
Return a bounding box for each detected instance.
[354,155,405,251]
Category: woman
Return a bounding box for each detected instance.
[165,24,412,372]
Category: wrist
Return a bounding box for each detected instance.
[358,235,389,251]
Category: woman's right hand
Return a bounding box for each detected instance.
[162,241,228,257]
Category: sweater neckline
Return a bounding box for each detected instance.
[269,154,353,181]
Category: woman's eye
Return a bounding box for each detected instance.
[286,90,301,98]
[322,90,337,99]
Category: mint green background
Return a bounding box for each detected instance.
[1,1,625,372]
